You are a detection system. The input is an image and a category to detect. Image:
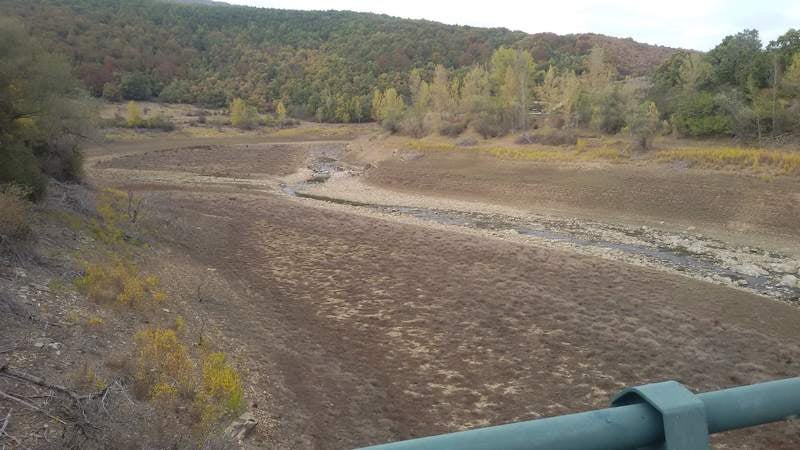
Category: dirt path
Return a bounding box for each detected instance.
[89,138,800,449]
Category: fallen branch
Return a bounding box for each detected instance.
[0,366,103,402]
[0,343,18,355]
[0,390,66,425]
[0,409,10,439]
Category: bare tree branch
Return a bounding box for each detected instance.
[0,390,66,425]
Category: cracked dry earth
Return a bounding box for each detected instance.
[90,140,800,449]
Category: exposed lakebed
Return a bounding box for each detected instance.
[283,155,800,304]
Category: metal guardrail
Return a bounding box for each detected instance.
[357,378,800,450]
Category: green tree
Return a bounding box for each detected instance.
[0,18,92,198]
[119,72,153,101]
[707,29,770,93]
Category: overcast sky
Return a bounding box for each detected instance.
[222,0,800,51]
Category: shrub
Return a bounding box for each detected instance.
[0,184,32,243]
[195,353,245,424]
[516,129,577,146]
[0,141,48,200]
[438,120,468,137]
[144,113,175,131]
[673,92,732,137]
[133,328,194,400]
[74,258,167,307]
[471,105,512,138]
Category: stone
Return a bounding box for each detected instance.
[731,264,768,278]
[771,262,799,274]
[224,411,258,442]
[780,275,799,289]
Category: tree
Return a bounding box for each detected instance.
[490,47,535,130]
[119,72,153,101]
[349,96,364,123]
[404,69,431,136]
[430,64,453,123]
[126,101,142,127]
[627,101,661,151]
[374,88,405,132]
[0,18,92,198]
[460,65,490,120]
[707,30,770,93]
[275,100,287,122]
[102,82,122,102]
[230,98,259,129]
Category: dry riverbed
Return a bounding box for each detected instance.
[86,137,800,449]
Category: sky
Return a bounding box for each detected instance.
[221,0,800,51]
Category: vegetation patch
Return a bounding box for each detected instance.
[133,328,195,401]
[74,258,166,307]
[0,184,32,244]
[195,353,245,425]
[656,147,800,174]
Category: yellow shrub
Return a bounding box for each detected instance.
[92,188,130,244]
[86,315,104,327]
[195,352,244,423]
[74,258,166,307]
[133,328,194,399]
[174,315,186,333]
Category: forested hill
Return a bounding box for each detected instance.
[2,0,678,115]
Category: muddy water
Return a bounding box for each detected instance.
[283,159,800,303]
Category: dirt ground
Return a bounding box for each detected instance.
[81,138,800,449]
[350,145,800,255]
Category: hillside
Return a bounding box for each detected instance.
[3,0,679,115]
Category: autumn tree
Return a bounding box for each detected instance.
[126,101,142,127]
[275,100,287,122]
[230,98,259,129]
[490,47,536,130]
[373,88,405,132]
[403,69,431,137]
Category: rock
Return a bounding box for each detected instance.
[13,268,27,278]
[780,275,799,289]
[731,264,768,277]
[771,262,799,274]
[224,411,258,442]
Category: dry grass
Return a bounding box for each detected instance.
[0,184,31,241]
[267,126,354,139]
[406,140,629,162]
[656,147,800,174]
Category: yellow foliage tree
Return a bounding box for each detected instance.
[126,101,142,127]
[275,100,287,122]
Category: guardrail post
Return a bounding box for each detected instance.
[611,381,709,450]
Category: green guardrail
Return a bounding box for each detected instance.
[357,377,800,450]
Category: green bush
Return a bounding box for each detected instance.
[673,92,732,137]
[0,141,47,200]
